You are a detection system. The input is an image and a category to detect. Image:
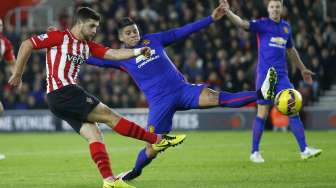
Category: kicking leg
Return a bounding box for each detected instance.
[87,102,186,151]
[198,67,277,108]
[198,88,258,108]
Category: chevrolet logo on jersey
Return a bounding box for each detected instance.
[269,37,287,48]
[135,49,160,68]
[66,53,85,65]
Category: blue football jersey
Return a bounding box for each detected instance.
[87,16,213,104]
[249,18,293,74]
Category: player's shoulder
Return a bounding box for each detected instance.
[48,30,67,37]
[140,34,159,45]
[280,19,291,27]
[143,33,157,41]
[251,17,269,24]
[35,30,66,41]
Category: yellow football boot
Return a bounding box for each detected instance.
[103,179,136,188]
[152,134,186,152]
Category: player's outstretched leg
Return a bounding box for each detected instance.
[288,115,322,160]
[218,91,258,108]
[87,103,186,152]
[204,67,277,108]
[119,134,186,181]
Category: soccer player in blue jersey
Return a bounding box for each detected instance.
[222,0,322,163]
[87,4,276,179]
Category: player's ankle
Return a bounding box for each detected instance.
[155,134,163,143]
[104,176,117,182]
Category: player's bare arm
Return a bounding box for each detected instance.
[287,47,315,84]
[221,0,249,29]
[211,3,226,21]
[103,46,151,60]
[8,39,34,88]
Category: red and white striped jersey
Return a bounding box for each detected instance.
[0,35,16,62]
[30,29,108,93]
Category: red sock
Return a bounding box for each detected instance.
[113,118,158,144]
[89,142,113,179]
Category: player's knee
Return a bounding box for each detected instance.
[100,105,121,125]
[80,123,103,142]
[200,88,219,106]
[257,104,270,119]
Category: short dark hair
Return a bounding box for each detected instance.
[74,7,101,24]
[118,17,136,31]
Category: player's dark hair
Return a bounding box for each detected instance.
[74,7,101,24]
[118,17,136,31]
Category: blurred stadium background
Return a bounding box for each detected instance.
[1,0,336,131]
[1,1,336,188]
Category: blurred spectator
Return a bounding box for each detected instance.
[270,106,288,132]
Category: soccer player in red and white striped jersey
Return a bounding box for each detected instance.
[0,18,16,161]
[8,7,185,188]
[0,18,16,114]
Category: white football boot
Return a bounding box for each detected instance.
[301,147,322,160]
[0,153,5,160]
[250,151,265,163]
[261,67,277,100]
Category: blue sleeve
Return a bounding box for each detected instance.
[248,19,265,33]
[151,16,213,46]
[86,56,122,69]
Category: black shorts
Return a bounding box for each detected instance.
[47,85,100,133]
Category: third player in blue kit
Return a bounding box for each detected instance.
[223,0,322,163]
[88,4,275,180]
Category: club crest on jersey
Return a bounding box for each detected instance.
[135,49,160,68]
[148,125,155,133]
[283,27,289,33]
[143,40,150,45]
[66,53,85,65]
[37,34,48,41]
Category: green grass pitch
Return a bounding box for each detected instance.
[0,131,335,188]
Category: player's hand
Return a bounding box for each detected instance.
[301,68,315,85]
[8,74,22,88]
[212,4,226,21]
[219,0,230,13]
[140,47,151,58]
